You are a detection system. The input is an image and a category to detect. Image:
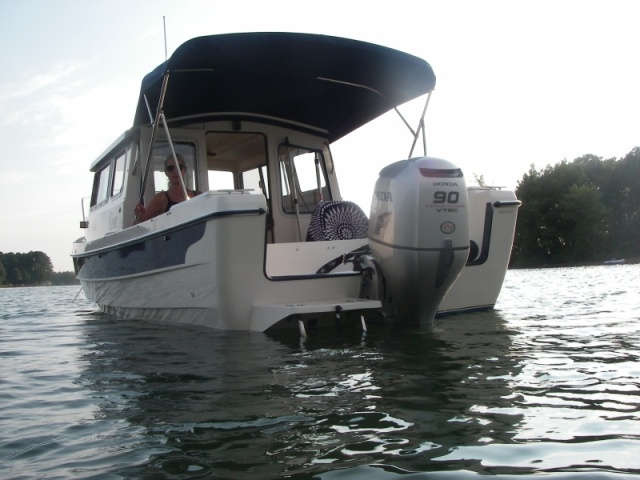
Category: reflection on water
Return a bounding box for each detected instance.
[75,308,530,478]
[1,265,639,479]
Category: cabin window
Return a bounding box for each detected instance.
[204,131,268,193]
[208,170,235,190]
[151,142,197,193]
[90,164,111,208]
[278,144,330,214]
[241,165,269,197]
[111,151,125,197]
[90,149,128,209]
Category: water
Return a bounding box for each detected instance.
[1,265,639,479]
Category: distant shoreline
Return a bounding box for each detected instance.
[511,257,639,270]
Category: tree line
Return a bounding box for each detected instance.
[0,251,77,286]
[510,147,640,268]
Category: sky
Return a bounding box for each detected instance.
[1,0,639,272]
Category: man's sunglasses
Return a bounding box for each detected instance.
[165,164,186,172]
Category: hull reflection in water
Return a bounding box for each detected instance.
[79,310,525,478]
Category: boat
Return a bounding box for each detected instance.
[71,32,520,333]
[603,258,625,265]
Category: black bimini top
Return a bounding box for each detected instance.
[133,32,436,143]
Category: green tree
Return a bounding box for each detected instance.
[556,184,607,262]
[1,253,19,284]
[26,251,53,284]
[0,251,54,286]
[10,267,23,285]
[512,149,640,267]
[604,148,640,257]
[50,271,79,285]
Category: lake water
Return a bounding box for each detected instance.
[1,265,639,479]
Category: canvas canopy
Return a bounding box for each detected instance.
[133,32,436,143]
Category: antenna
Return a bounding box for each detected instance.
[163,16,168,60]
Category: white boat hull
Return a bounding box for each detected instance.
[74,191,380,331]
[437,187,520,315]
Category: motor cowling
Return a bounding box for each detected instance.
[367,156,470,323]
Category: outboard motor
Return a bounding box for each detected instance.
[365,157,470,323]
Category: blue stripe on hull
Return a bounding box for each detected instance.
[77,221,206,279]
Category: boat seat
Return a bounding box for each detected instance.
[306,200,369,241]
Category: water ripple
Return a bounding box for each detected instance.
[1,266,639,478]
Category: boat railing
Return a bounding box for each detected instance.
[79,196,90,229]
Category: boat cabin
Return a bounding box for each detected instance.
[85,119,346,246]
